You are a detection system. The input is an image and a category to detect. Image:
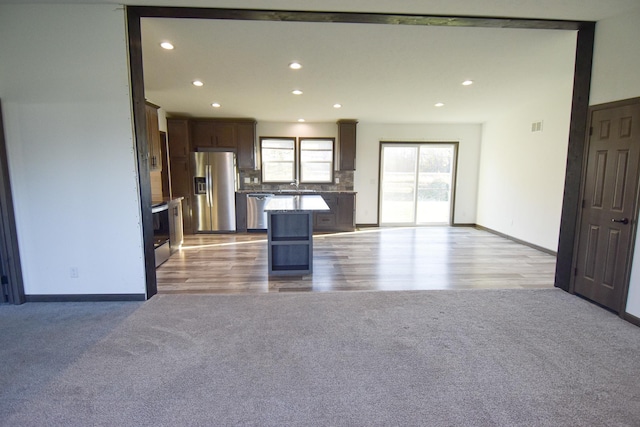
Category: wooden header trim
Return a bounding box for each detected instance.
[128,6,590,31]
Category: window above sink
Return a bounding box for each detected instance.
[260,136,335,185]
[260,137,296,183]
[299,138,334,184]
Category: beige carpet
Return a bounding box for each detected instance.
[1,289,639,426]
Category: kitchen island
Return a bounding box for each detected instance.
[264,195,329,276]
[236,190,356,232]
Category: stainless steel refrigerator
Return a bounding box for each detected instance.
[191,151,237,232]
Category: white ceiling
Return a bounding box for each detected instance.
[142,18,578,123]
[6,0,639,124]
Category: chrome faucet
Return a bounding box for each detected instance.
[291,178,299,189]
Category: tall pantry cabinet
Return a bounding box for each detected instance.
[145,102,162,172]
[167,119,192,233]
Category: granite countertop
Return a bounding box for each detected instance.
[151,196,184,208]
[264,195,330,212]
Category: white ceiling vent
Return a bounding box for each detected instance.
[531,121,544,132]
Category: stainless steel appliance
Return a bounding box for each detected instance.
[246,193,274,231]
[192,151,237,232]
[152,203,171,266]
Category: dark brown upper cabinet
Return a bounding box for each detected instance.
[190,120,217,148]
[166,118,190,158]
[212,122,236,149]
[189,118,256,169]
[338,119,357,171]
[190,119,232,148]
[236,121,257,170]
[145,101,162,171]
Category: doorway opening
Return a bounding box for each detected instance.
[379,142,458,226]
[127,7,594,296]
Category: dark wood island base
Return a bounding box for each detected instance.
[265,195,329,276]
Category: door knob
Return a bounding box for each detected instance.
[611,218,629,225]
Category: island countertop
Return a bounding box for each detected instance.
[236,190,356,195]
[264,194,330,212]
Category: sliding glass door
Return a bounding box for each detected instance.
[380,143,456,225]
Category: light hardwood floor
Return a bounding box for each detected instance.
[156,226,557,294]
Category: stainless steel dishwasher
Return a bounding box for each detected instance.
[246,193,274,231]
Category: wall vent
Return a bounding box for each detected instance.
[531,121,544,132]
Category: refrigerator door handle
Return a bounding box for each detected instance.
[206,165,212,207]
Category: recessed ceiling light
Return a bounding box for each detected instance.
[160,42,174,50]
[333,103,342,109]
[298,119,305,122]
[292,89,303,95]
[192,80,204,87]
[435,102,445,107]
[462,80,474,86]
[211,103,221,108]
[289,62,302,70]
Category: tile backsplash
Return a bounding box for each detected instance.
[239,169,354,192]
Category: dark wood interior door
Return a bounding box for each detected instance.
[574,100,640,312]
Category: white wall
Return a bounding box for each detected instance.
[257,122,337,139]
[589,7,640,317]
[475,90,573,251]
[355,123,482,225]
[589,7,640,106]
[0,5,146,296]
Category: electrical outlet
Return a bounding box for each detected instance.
[335,177,340,183]
[244,177,250,184]
[253,177,259,183]
[70,267,79,278]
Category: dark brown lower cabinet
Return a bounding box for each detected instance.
[335,193,355,231]
[168,198,184,253]
[168,157,192,234]
[314,194,337,230]
[314,193,355,232]
[233,192,355,233]
[235,193,247,232]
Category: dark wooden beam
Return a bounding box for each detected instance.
[129,6,586,31]
[555,22,596,292]
[126,8,157,299]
